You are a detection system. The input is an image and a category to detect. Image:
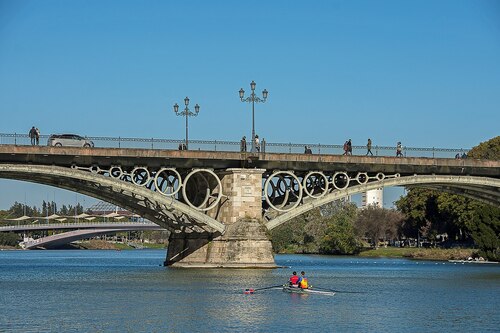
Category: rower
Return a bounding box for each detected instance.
[289,271,299,287]
[298,271,308,289]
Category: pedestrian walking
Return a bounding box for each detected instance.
[343,141,348,155]
[29,126,37,145]
[347,139,352,155]
[366,138,373,156]
[35,128,40,145]
[240,136,247,152]
[396,142,403,157]
[254,135,260,152]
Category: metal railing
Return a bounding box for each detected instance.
[0,132,470,159]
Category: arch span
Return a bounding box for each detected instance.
[265,175,500,230]
[0,164,225,234]
[22,227,164,249]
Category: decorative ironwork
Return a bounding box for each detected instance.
[263,170,401,212]
[71,164,224,212]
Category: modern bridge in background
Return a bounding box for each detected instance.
[0,222,164,249]
[0,144,498,268]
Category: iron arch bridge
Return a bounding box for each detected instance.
[0,145,498,266]
[1,164,498,231]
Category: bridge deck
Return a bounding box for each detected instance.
[0,145,498,176]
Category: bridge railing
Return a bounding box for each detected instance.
[0,133,469,159]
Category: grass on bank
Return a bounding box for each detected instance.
[78,240,166,250]
[359,247,476,260]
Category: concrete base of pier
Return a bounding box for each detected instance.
[164,219,276,268]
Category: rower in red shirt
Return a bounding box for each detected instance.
[289,271,299,287]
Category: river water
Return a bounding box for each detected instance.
[0,250,498,333]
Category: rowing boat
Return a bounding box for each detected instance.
[282,285,335,296]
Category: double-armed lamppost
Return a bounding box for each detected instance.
[239,81,268,152]
[173,97,200,150]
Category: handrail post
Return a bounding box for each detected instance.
[215,140,217,151]
[118,136,121,148]
[151,138,154,149]
[289,142,292,153]
[318,143,321,155]
[432,147,435,158]
[14,133,17,146]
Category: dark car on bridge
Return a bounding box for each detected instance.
[47,134,94,148]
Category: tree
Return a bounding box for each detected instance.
[395,136,499,255]
[270,201,362,255]
[467,136,500,160]
[0,232,20,246]
[319,202,361,255]
[468,206,500,261]
[354,207,404,247]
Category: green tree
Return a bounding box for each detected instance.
[395,136,499,256]
[0,232,20,246]
[467,136,500,160]
[468,206,500,261]
[270,210,312,253]
[270,201,362,254]
[320,202,361,255]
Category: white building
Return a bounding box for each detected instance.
[361,188,383,208]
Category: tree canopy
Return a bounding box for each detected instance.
[396,136,499,260]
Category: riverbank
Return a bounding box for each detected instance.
[73,240,167,250]
[0,243,477,261]
[0,240,167,251]
[358,247,476,261]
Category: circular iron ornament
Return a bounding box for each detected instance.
[356,172,369,184]
[131,167,151,186]
[332,172,350,190]
[376,172,385,181]
[303,171,329,198]
[264,171,303,212]
[109,166,123,179]
[90,165,101,174]
[181,169,223,211]
[154,167,182,197]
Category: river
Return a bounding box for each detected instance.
[0,250,498,332]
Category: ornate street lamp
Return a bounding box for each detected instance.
[239,81,268,152]
[173,96,200,150]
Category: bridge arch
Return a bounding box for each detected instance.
[265,175,500,230]
[0,164,225,234]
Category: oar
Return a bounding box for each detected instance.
[311,286,365,294]
[244,284,284,294]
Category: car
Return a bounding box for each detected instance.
[47,134,94,148]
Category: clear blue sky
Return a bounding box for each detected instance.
[1,0,499,210]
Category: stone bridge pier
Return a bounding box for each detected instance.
[165,168,277,268]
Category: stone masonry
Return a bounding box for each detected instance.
[166,168,277,268]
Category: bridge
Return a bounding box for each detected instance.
[0,222,164,249]
[1,143,499,268]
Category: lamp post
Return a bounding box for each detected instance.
[239,81,268,152]
[173,96,200,150]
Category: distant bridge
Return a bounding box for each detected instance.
[0,222,165,249]
[0,221,161,232]
[0,142,498,267]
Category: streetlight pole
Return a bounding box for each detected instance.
[173,96,200,150]
[239,81,268,152]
